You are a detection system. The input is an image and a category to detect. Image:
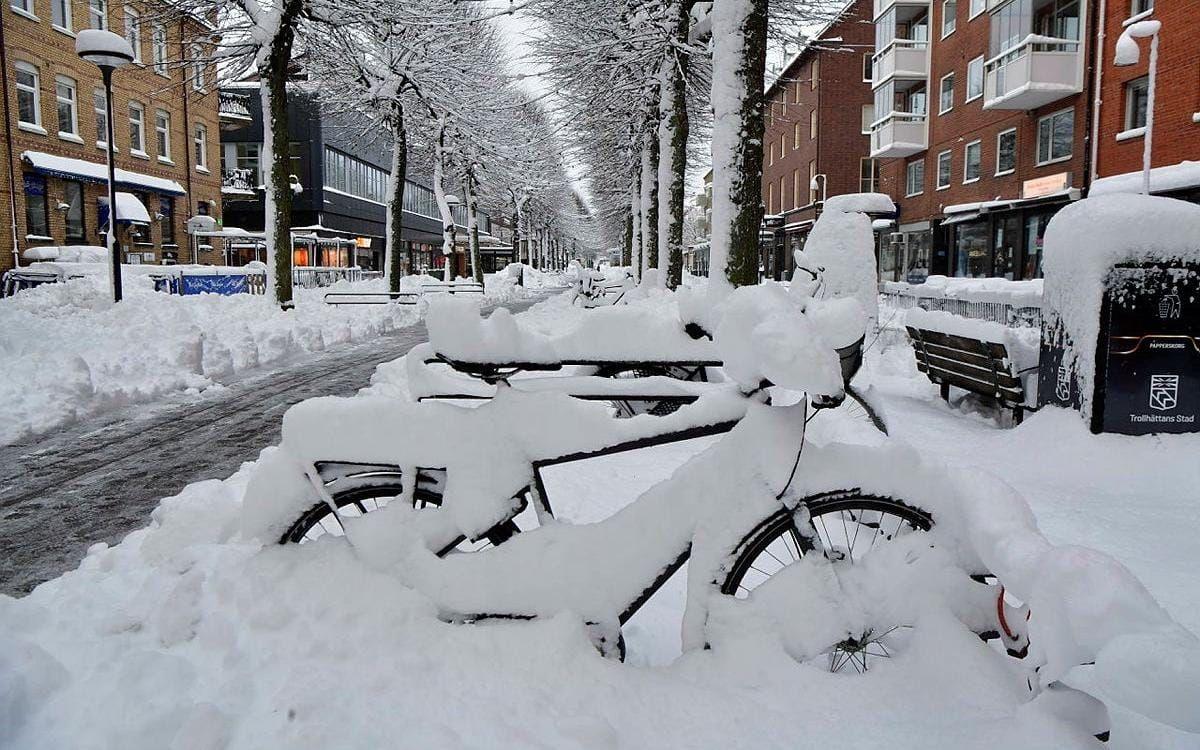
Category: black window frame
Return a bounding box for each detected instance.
[23,173,50,238]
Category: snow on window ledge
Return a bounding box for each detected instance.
[195,166,211,174]
[1122,8,1154,26]
[25,234,53,242]
[19,122,47,136]
[130,149,151,160]
[10,7,39,22]
[51,24,75,37]
[157,157,175,166]
[58,132,84,145]
[1115,126,1146,142]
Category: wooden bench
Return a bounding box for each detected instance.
[906,326,1026,425]
[421,281,484,296]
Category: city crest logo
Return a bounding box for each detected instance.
[1149,375,1179,412]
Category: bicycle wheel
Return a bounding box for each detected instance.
[594,363,706,418]
[280,477,520,555]
[720,491,932,673]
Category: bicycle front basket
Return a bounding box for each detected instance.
[836,335,865,385]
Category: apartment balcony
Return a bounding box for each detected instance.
[984,35,1083,110]
[874,0,928,21]
[218,91,253,124]
[222,168,258,195]
[870,112,927,158]
[872,39,929,86]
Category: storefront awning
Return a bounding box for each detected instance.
[21,151,186,196]
[99,192,151,225]
[941,211,982,226]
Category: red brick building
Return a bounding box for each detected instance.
[0,0,221,273]
[761,0,877,280]
[870,0,1094,282]
[1091,1,1200,201]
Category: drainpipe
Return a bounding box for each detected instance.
[180,18,195,217]
[0,9,22,268]
[1086,0,1107,193]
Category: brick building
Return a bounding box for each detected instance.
[761,0,877,280]
[870,0,1096,283]
[0,0,220,273]
[1091,1,1200,202]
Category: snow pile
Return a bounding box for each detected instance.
[1090,160,1200,197]
[1042,194,1200,415]
[791,193,890,325]
[0,273,527,444]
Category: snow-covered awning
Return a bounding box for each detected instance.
[22,151,186,196]
[99,192,151,224]
[941,211,982,226]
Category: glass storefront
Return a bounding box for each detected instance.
[993,215,1020,280]
[1023,210,1052,279]
[953,221,991,278]
[943,205,1062,280]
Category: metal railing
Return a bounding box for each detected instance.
[880,288,1042,329]
[218,91,252,121]
[293,266,364,288]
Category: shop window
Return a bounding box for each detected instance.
[993,215,1020,280]
[954,221,990,277]
[996,128,1017,175]
[24,174,50,238]
[64,181,85,242]
[1023,211,1051,278]
[1036,108,1073,164]
[160,196,175,244]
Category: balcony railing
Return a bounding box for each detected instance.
[871,39,929,86]
[870,111,928,158]
[983,34,1082,110]
[874,0,929,21]
[218,91,252,122]
[222,168,257,193]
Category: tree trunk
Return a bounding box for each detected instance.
[432,120,457,282]
[658,0,690,290]
[384,103,407,293]
[465,169,482,284]
[622,210,633,267]
[630,180,641,280]
[639,122,659,279]
[260,0,303,309]
[709,0,768,293]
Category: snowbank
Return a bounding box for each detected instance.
[0,273,529,445]
[1042,194,1200,415]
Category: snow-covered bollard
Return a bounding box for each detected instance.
[1037,194,1200,434]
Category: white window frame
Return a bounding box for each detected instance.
[152,24,169,76]
[10,0,37,21]
[963,139,982,183]
[1130,0,1153,17]
[155,109,172,162]
[194,124,209,171]
[191,44,205,91]
[861,104,874,135]
[129,101,146,155]
[15,61,43,133]
[809,108,817,139]
[859,158,879,193]
[936,149,953,190]
[905,159,925,197]
[1036,107,1074,166]
[966,55,984,102]
[51,0,71,32]
[995,127,1017,175]
[88,0,107,29]
[1122,76,1149,134]
[969,0,986,19]
[941,0,957,38]
[55,75,80,140]
[124,7,142,63]
[93,88,112,150]
[793,121,801,148]
[939,72,955,114]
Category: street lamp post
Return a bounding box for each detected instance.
[1114,19,1162,196]
[76,30,135,303]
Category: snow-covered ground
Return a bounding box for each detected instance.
[2,285,1198,750]
[0,269,549,446]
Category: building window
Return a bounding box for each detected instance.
[64,181,85,241]
[808,160,817,203]
[963,140,982,182]
[223,142,261,186]
[1124,76,1149,132]
[793,169,801,208]
[793,82,801,104]
[862,53,872,83]
[194,124,208,170]
[810,58,818,90]
[88,0,106,29]
[323,146,389,204]
[859,158,880,193]
[1036,108,1074,164]
[152,24,168,75]
[809,109,817,139]
[941,0,956,37]
[939,72,955,113]
[191,44,205,90]
[861,104,874,134]
[55,76,78,137]
[1131,0,1153,14]
[937,149,952,189]
[160,196,175,244]
[779,175,786,211]
[996,128,1017,174]
[93,89,108,147]
[10,0,35,17]
[129,102,145,154]
[779,132,786,160]
[768,141,774,166]
[23,174,49,238]
[767,182,774,214]
[51,0,71,30]
[905,159,925,196]
[970,0,985,17]
[793,121,801,148]
[124,7,141,62]
[966,56,984,101]
[155,110,171,160]
[15,62,41,130]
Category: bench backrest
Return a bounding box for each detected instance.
[906,326,1022,403]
